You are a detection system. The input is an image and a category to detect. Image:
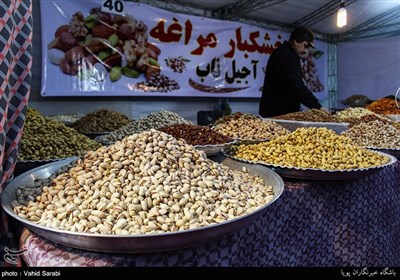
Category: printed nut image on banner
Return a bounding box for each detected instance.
[40,0,328,98]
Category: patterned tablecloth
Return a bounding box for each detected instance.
[19,162,400,267]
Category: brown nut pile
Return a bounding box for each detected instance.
[159,123,233,145]
[273,109,336,122]
[213,113,289,140]
[231,127,390,170]
[366,98,400,115]
[72,109,131,133]
[13,129,274,235]
[96,110,192,144]
[345,114,393,128]
[342,120,400,149]
[19,108,101,161]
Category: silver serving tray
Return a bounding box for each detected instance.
[15,157,77,176]
[235,138,269,145]
[367,147,400,159]
[194,141,236,156]
[2,157,284,254]
[81,132,111,140]
[266,118,349,134]
[223,149,397,180]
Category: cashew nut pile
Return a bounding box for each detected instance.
[13,129,274,235]
[231,127,390,170]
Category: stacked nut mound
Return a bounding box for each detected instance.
[342,120,400,149]
[96,110,192,144]
[72,109,131,133]
[213,112,289,140]
[159,123,233,146]
[273,109,337,122]
[333,107,388,123]
[231,127,390,170]
[13,129,274,235]
[19,108,101,161]
[366,98,400,115]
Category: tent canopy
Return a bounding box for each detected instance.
[138,0,400,41]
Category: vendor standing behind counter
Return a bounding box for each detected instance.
[259,26,325,118]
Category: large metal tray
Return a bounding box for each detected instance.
[2,157,284,254]
[15,157,76,176]
[194,141,236,156]
[81,132,111,140]
[266,118,349,134]
[367,147,400,159]
[223,149,397,180]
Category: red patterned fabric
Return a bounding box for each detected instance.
[0,0,32,267]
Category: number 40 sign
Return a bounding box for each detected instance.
[101,0,125,16]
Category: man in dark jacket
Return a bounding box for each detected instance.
[259,26,323,118]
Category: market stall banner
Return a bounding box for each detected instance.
[40,0,328,98]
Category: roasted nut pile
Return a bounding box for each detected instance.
[366,98,400,114]
[96,110,192,144]
[159,123,233,145]
[231,127,390,170]
[13,129,274,235]
[345,114,392,128]
[333,107,379,121]
[72,109,131,133]
[273,109,336,122]
[19,109,101,161]
[342,120,400,149]
[213,112,289,140]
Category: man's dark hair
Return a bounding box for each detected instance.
[290,26,315,47]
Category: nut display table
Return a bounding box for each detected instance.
[18,161,400,266]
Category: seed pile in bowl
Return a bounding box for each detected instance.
[159,123,233,145]
[213,112,289,140]
[342,120,400,149]
[231,127,390,170]
[366,98,400,115]
[18,108,101,161]
[96,110,192,144]
[13,129,274,235]
[273,109,337,122]
[72,109,132,133]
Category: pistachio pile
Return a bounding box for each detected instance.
[342,120,400,149]
[213,112,289,140]
[231,127,390,170]
[333,107,379,121]
[96,110,191,144]
[72,109,131,133]
[18,108,101,161]
[13,129,275,235]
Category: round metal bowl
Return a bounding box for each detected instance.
[81,132,111,140]
[2,157,284,254]
[194,141,236,156]
[15,157,76,176]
